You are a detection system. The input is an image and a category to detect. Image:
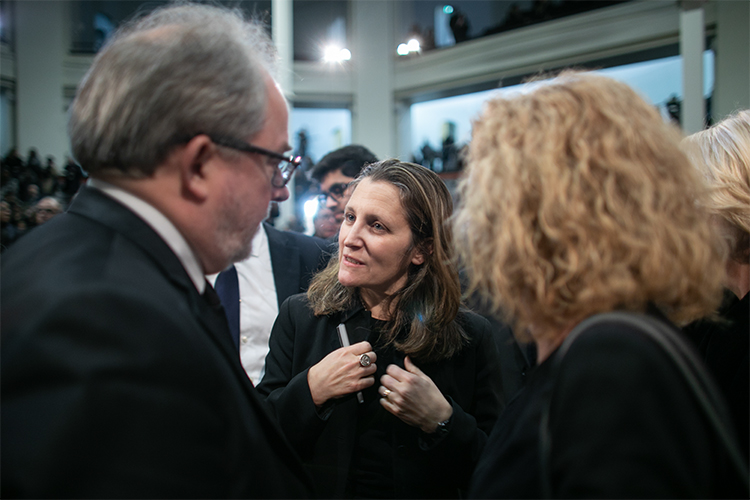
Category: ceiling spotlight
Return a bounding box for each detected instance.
[323,45,352,63]
[303,198,319,220]
[397,39,421,57]
[323,45,339,62]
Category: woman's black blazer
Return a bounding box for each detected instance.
[257,293,504,498]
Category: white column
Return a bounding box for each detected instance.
[272,0,295,227]
[679,2,705,133]
[272,0,294,99]
[16,0,69,168]
[395,101,412,161]
[351,0,395,158]
[713,0,750,120]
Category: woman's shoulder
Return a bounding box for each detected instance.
[284,292,312,309]
[566,313,675,351]
[557,312,685,383]
[278,293,317,323]
[455,307,493,335]
[452,308,500,355]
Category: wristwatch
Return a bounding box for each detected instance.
[435,415,452,436]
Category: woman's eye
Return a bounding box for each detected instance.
[345,213,355,222]
[372,222,384,231]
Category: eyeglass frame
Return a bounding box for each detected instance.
[203,134,301,188]
[317,182,351,205]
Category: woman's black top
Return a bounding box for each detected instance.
[469,311,744,499]
[257,294,504,498]
[684,290,749,461]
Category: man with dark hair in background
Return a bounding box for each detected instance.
[310,144,377,228]
[1,4,311,498]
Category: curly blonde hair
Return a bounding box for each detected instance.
[683,109,750,263]
[455,71,725,341]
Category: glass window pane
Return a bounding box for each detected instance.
[409,50,715,167]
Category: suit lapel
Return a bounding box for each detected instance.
[68,187,312,490]
[68,187,193,291]
[69,187,244,379]
[264,223,301,307]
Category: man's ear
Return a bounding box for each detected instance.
[177,135,216,202]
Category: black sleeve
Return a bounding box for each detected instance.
[418,313,504,489]
[256,295,330,454]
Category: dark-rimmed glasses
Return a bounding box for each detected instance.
[317,182,350,204]
[209,135,301,188]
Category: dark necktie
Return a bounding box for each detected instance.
[202,280,224,311]
[214,266,240,349]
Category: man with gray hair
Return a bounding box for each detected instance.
[1,4,311,498]
[31,196,63,226]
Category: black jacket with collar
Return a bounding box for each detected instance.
[1,186,312,498]
[257,293,504,498]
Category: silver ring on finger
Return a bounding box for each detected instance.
[359,353,371,368]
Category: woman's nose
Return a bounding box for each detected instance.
[342,223,363,248]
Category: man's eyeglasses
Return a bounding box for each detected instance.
[209,135,301,188]
[317,182,350,204]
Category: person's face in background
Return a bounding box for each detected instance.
[0,202,11,224]
[313,205,338,239]
[34,198,62,225]
[319,169,355,225]
[27,184,39,198]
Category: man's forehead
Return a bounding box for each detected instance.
[38,199,59,208]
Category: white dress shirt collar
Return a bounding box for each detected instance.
[88,178,206,293]
[249,224,266,258]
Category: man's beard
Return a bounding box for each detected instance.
[215,188,259,265]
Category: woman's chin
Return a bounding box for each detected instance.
[337,270,358,288]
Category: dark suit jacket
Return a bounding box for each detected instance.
[0,187,312,498]
[264,222,330,308]
[256,294,504,498]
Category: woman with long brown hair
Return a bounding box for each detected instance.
[257,159,503,498]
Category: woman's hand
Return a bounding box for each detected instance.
[307,341,377,407]
[379,356,453,433]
